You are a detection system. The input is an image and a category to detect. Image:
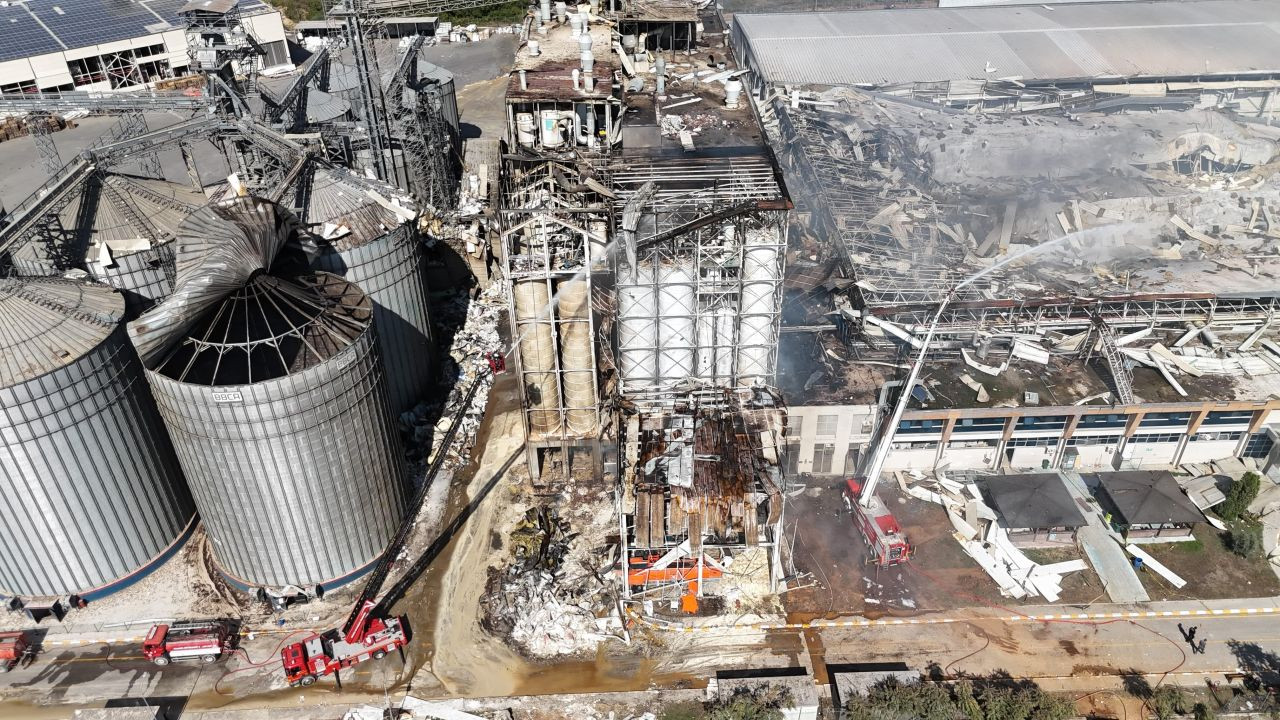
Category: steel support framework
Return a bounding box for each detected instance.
[609,154,788,408]
[499,156,611,479]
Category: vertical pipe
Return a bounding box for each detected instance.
[514,280,563,436]
[557,279,598,436]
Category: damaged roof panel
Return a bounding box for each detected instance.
[732,0,1280,87]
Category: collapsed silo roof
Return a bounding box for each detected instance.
[151,272,372,386]
[0,277,124,387]
[128,196,318,363]
[306,164,415,251]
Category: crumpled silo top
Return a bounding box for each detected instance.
[128,196,317,365]
[0,277,124,388]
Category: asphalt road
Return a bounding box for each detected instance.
[2,604,1276,718]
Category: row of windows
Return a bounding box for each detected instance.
[1129,433,1182,444]
[1140,412,1193,428]
[1007,437,1058,448]
[1190,431,1244,442]
[782,430,1275,473]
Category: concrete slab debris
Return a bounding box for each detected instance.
[1125,544,1188,589]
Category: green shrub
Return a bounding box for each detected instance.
[1150,685,1187,720]
[1193,701,1216,720]
[1219,471,1261,521]
[705,685,791,720]
[1227,520,1264,559]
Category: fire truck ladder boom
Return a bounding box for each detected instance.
[858,292,955,506]
[340,371,489,639]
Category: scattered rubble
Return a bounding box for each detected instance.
[898,472,1088,602]
[481,504,626,658]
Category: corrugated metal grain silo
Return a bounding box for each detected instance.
[306,165,436,413]
[9,172,202,316]
[0,277,194,598]
[137,199,408,588]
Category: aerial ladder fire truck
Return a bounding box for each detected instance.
[844,292,956,566]
[281,372,490,686]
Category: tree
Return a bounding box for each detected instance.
[1227,520,1264,559]
[1219,471,1262,521]
[705,685,792,720]
[1150,685,1188,720]
[1193,702,1216,720]
[954,679,984,720]
[845,677,955,720]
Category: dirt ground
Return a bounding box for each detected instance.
[783,479,1109,618]
[1133,527,1280,601]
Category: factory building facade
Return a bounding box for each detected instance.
[0,0,288,95]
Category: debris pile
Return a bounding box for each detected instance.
[898,472,1088,602]
[482,506,626,658]
[400,281,502,466]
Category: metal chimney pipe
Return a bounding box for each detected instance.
[540,0,552,25]
[572,68,580,91]
[519,69,528,90]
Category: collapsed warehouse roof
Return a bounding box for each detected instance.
[767,85,1280,408]
[776,90,1280,305]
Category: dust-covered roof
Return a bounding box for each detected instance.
[1089,470,1204,526]
[984,473,1087,529]
[732,0,1280,87]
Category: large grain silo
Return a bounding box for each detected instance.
[9,171,203,316]
[306,165,435,413]
[137,200,408,588]
[0,277,193,598]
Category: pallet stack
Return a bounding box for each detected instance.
[0,113,73,145]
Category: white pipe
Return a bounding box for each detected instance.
[572,68,580,91]
[519,69,527,90]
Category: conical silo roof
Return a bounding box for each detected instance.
[150,272,372,386]
[0,277,124,387]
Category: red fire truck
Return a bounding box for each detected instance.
[281,601,407,686]
[142,620,237,666]
[281,372,489,686]
[0,631,34,672]
[843,478,911,566]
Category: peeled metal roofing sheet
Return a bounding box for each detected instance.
[0,277,123,387]
[734,0,1280,86]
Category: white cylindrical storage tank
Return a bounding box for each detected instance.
[142,272,408,588]
[0,277,194,598]
[307,167,435,413]
[513,280,562,436]
[737,229,781,385]
[618,278,656,390]
[556,279,597,436]
[657,262,696,381]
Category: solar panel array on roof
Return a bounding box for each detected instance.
[0,0,273,63]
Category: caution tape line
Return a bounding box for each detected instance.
[643,606,1279,634]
